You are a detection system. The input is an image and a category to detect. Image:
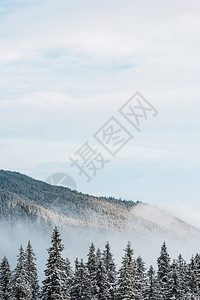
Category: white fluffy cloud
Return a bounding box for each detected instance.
[0,0,200,205]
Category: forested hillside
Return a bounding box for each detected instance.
[0,170,199,241]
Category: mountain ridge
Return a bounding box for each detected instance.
[0,169,199,241]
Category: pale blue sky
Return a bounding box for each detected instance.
[1,0,200,225]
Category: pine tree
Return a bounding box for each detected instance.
[144,265,163,300]
[42,227,70,300]
[136,256,147,298]
[12,245,32,300]
[0,256,11,300]
[70,258,91,300]
[170,260,182,299]
[64,257,73,287]
[187,256,199,298]
[95,249,110,300]
[157,241,172,300]
[116,242,140,300]
[87,243,97,298]
[26,241,40,300]
[177,254,188,294]
[96,248,102,270]
[103,242,117,300]
[194,254,200,290]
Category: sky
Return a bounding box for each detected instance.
[0,0,200,226]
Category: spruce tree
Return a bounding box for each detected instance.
[70,258,91,300]
[96,248,102,270]
[157,241,172,300]
[95,250,110,300]
[0,256,11,300]
[170,260,182,299]
[12,245,32,300]
[103,242,117,300]
[194,254,200,290]
[42,227,70,300]
[136,256,147,298]
[187,256,199,298]
[144,265,163,300]
[116,242,140,300]
[87,243,97,298]
[26,241,40,300]
[64,257,73,287]
[177,254,188,294]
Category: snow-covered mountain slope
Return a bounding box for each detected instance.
[0,169,199,241]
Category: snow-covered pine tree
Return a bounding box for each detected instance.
[177,254,188,295]
[26,241,40,300]
[70,258,79,300]
[186,256,199,299]
[194,254,200,290]
[136,256,147,298]
[87,243,97,298]
[64,257,73,287]
[95,249,110,300]
[0,256,11,300]
[96,248,101,269]
[65,257,73,286]
[42,227,71,300]
[12,245,32,300]
[103,242,117,300]
[144,265,163,300]
[170,259,183,299]
[116,241,141,300]
[70,258,91,300]
[157,241,172,300]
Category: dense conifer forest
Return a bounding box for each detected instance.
[0,227,200,299]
